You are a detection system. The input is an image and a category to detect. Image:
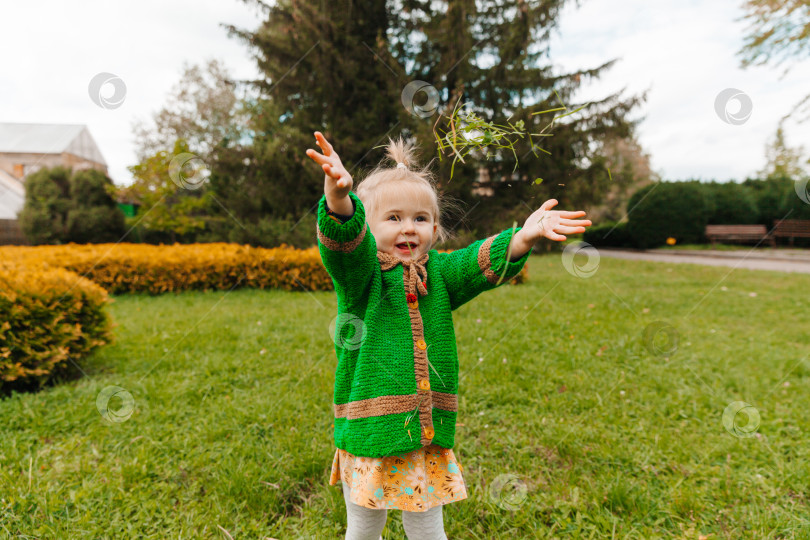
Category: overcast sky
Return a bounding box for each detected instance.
[2,0,808,186]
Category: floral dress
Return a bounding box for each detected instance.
[329,443,468,512]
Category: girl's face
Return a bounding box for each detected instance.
[369,186,438,260]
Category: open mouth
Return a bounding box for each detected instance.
[396,242,418,252]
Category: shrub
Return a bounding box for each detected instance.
[777,177,810,221]
[66,169,127,243]
[700,181,758,225]
[18,166,125,245]
[0,243,331,295]
[583,221,633,248]
[0,265,114,392]
[0,242,526,295]
[626,182,708,249]
[18,166,72,244]
[742,176,794,226]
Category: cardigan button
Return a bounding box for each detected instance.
[408,301,418,309]
[424,426,434,439]
[419,379,430,390]
[406,293,417,303]
[416,339,427,350]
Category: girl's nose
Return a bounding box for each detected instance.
[400,219,415,233]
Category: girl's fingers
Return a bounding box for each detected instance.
[315,138,329,156]
[308,149,329,165]
[555,225,586,234]
[315,132,333,156]
[541,199,559,210]
[559,218,592,226]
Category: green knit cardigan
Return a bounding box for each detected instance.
[317,191,530,457]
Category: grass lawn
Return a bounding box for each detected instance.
[2,254,809,538]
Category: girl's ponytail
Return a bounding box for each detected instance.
[356,136,458,245]
[385,137,418,170]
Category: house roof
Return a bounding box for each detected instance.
[0,169,25,219]
[0,122,107,166]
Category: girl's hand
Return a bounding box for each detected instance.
[305,132,353,203]
[523,199,592,242]
[508,199,592,261]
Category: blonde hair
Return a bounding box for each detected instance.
[355,136,451,245]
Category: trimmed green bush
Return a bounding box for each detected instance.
[778,177,810,221]
[583,220,633,248]
[742,176,795,226]
[700,181,758,225]
[626,181,709,249]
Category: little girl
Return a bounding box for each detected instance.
[306,131,591,539]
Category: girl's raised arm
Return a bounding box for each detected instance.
[305,132,377,300]
[434,227,530,311]
[435,199,592,311]
[306,131,354,215]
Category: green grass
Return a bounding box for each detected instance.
[2,255,810,538]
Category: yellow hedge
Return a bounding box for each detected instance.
[0,242,526,295]
[0,243,331,295]
[0,265,114,388]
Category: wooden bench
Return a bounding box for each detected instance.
[772,219,810,246]
[705,224,775,247]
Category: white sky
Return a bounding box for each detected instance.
[1,0,808,186]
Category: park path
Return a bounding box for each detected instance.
[596,247,810,274]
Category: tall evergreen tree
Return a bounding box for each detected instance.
[222,0,645,244]
[388,0,646,230]
[221,0,402,236]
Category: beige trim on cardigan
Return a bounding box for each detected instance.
[333,391,458,419]
[316,222,367,252]
[477,234,501,284]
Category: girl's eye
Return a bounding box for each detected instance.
[416,216,427,222]
[388,215,398,221]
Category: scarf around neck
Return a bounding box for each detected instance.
[376,251,429,297]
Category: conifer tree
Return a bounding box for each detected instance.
[222,0,402,227]
[223,0,646,241]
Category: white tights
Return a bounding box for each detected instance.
[341,481,448,540]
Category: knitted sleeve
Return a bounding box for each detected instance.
[316,191,377,299]
[435,226,530,311]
